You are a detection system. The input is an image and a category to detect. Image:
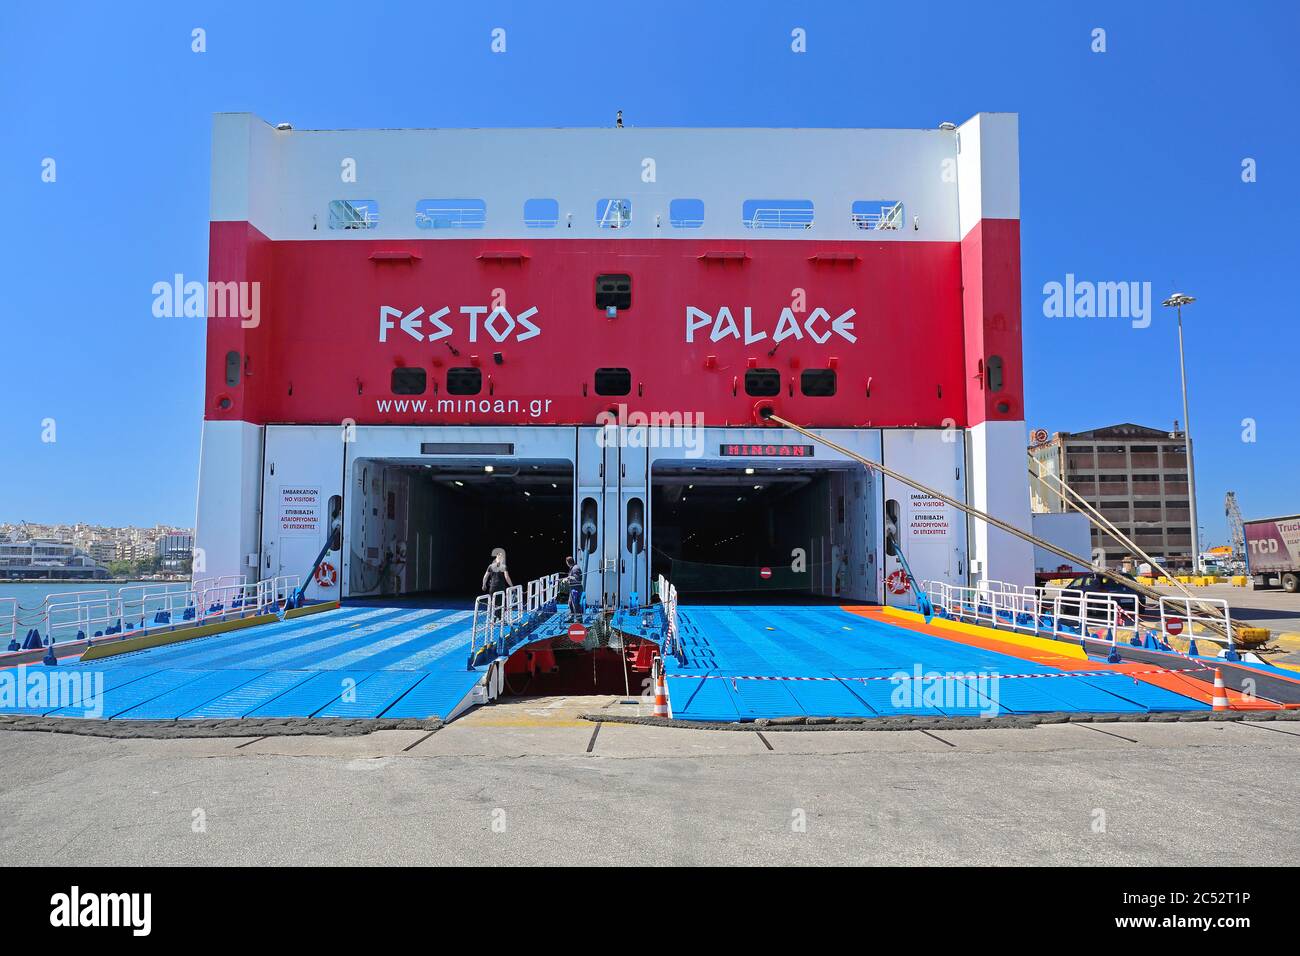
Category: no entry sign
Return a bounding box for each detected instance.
[759,567,772,580]
[567,624,587,643]
[1165,618,1184,635]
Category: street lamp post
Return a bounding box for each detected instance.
[1162,293,1200,574]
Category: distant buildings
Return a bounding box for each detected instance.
[1029,423,1194,570]
[0,538,108,580]
[0,522,194,579]
[154,532,195,571]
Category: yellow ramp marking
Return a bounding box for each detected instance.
[881,606,1088,661]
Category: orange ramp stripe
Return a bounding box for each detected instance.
[844,606,1103,671]
[845,606,1288,711]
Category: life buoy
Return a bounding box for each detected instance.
[315,561,338,588]
[886,569,910,595]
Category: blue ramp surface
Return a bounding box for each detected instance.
[316,672,427,718]
[117,670,265,720]
[0,603,488,721]
[665,605,1207,721]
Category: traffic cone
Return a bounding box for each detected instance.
[1211,668,1230,712]
[653,661,669,718]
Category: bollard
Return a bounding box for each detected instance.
[1106,627,1121,664]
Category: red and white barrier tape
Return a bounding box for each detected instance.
[665,666,1212,683]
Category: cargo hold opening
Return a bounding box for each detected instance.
[347,459,573,602]
[650,463,875,604]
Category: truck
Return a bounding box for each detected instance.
[1244,514,1300,592]
[1029,512,1092,583]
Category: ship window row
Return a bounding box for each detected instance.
[390,366,836,398]
[329,197,904,232]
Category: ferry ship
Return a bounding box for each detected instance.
[195,112,1032,608]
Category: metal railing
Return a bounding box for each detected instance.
[746,206,814,230]
[597,200,632,229]
[469,573,561,662]
[0,598,14,645]
[46,596,124,645]
[917,578,1219,655]
[6,574,303,649]
[1160,595,1233,652]
[851,201,904,231]
[415,205,486,229]
[657,574,681,659]
[119,581,201,626]
[329,200,378,230]
[192,574,246,594]
[1082,592,1140,644]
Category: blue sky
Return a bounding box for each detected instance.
[1,0,1296,544]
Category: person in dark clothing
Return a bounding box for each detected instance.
[564,554,584,620]
[482,548,513,601]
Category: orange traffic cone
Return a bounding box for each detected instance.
[1211,668,1230,712]
[653,660,669,718]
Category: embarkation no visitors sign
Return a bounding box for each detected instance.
[278,486,321,537]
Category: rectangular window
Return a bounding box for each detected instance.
[669,198,705,228]
[416,199,486,229]
[851,200,904,230]
[595,274,631,311]
[743,199,814,230]
[329,199,378,230]
[594,368,631,396]
[523,198,559,228]
[596,198,632,229]
[800,369,836,397]
[744,368,781,397]
[390,367,426,395]
[447,368,482,395]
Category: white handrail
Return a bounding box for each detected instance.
[1160,595,1233,650]
[851,201,903,231]
[33,588,110,610]
[0,598,15,644]
[47,597,124,644]
[657,573,680,658]
[747,206,814,229]
[9,573,305,649]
